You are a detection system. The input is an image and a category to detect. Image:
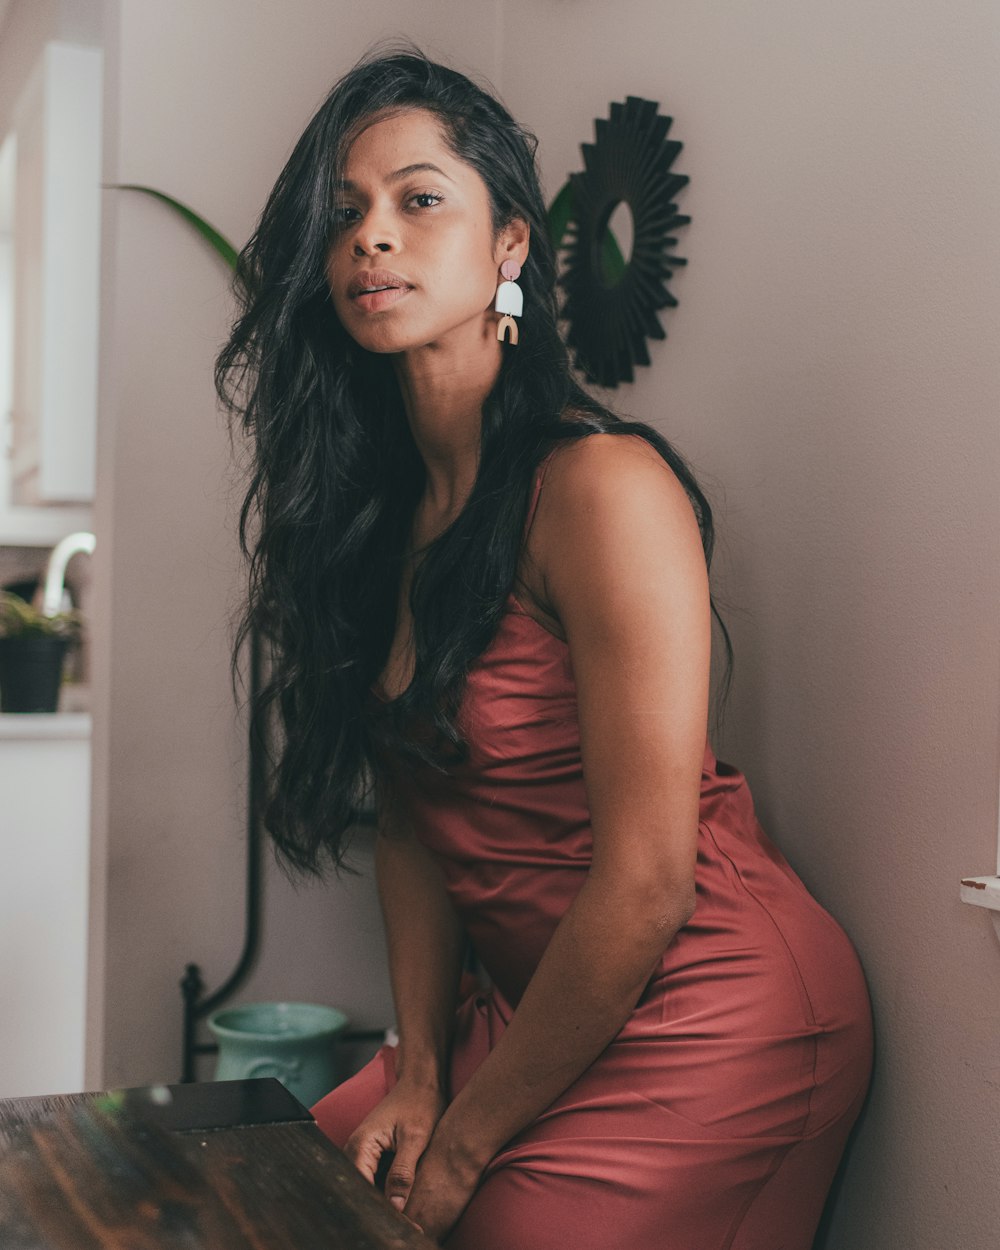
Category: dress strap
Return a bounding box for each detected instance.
[522,445,561,541]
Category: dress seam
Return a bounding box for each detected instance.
[699,819,821,1138]
[720,1141,795,1250]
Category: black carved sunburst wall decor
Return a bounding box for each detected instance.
[558,96,689,388]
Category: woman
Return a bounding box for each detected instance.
[216,47,874,1250]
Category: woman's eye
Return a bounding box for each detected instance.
[409,192,443,209]
[333,206,360,227]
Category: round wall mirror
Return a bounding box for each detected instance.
[558,96,690,388]
[598,201,635,287]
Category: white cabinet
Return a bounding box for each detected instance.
[0,41,100,544]
[0,713,91,1097]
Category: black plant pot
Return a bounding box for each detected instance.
[0,636,72,713]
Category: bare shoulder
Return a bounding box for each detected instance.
[537,431,701,555]
[522,430,708,640]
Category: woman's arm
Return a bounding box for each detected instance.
[375,805,466,1089]
[406,434,711,1236]
[343,786,466,1208]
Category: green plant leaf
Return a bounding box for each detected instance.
[547,180,576,250]
[599,228,627,284]
[0,591,84,640]
[110,184,240,270]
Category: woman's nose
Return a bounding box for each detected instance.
[352,210,399,257]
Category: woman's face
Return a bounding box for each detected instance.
[326,108,525,355]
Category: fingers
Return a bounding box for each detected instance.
[344,1125,391,1185]
[384,1124,431,1212]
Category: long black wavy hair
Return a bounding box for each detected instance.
[215,44,734,878]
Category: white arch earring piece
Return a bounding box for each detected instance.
[495,259,523,344]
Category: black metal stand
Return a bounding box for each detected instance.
[180,628,266,1082]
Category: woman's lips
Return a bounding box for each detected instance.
[352,285,412,313]
[348,269,413,313]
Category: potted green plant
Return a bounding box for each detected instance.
[0,592,84,713]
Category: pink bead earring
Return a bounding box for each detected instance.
[495,259,523,345]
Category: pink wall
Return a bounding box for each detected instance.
[500,2,1000,1246]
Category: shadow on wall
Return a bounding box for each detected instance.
[813,1068,878,1247]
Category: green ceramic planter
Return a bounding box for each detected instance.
[207,1001,350,1108]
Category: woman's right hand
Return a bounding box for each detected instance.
[343,1078,448,1212]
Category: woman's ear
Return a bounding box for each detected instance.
[495,217,530,269]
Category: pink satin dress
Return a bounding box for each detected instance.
[312,448,874,1249]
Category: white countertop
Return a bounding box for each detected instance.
[0,712,92,740]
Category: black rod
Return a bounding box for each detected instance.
[180,628,265,1081]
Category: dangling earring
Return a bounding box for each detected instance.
[495,259,523,345]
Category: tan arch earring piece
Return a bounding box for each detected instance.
[497,315,519,344]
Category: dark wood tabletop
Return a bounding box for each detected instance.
[0,1078,437,1249]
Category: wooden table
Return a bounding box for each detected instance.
[0,1078,437,1248]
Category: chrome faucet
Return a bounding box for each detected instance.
[41,532,95,616]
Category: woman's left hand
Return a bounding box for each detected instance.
[401,1135,486,1244]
